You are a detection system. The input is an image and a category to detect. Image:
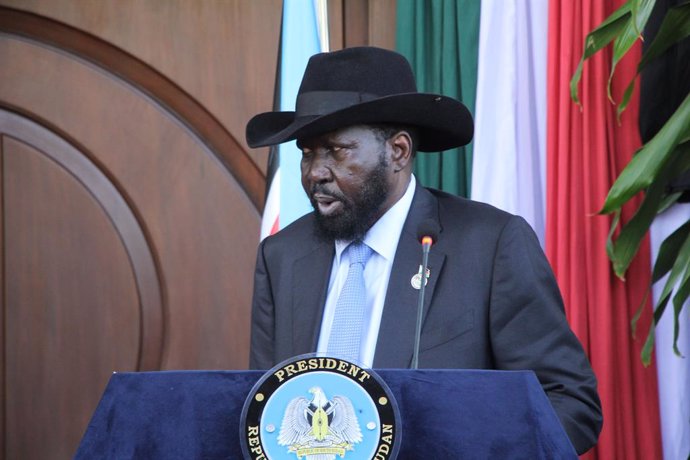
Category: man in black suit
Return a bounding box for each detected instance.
[245,46,602,454]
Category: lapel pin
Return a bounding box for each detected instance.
[410,265,431,290]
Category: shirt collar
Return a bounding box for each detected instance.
[334,175,416,262]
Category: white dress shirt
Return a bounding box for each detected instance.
[317,175,417,367]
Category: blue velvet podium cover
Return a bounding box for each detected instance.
[75,369,577,459]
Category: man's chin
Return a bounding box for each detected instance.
[313,211,363,242]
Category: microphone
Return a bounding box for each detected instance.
[411,219,440,369]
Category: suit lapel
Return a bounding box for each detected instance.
[374,186,446,368]
[292,241,334,356]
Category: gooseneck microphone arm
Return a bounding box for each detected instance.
[411,220,440,369]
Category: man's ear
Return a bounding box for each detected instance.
[389,131,414,172]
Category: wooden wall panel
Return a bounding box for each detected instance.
[368,0,397,49]
[0,33,259,369]
[0,0,282,172]
[328,0,397,51]
[0,14,260,458]
[2,131,141,459]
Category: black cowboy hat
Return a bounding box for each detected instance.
[246,46,473,152]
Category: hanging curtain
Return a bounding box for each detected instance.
[470,0,548,246]
[546,0,662,458]
[396,0,480,197]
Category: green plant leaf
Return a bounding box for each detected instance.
[652,219,690,283]
[608,0,655,101]
[609,148,690,277]
[631,286,651,336]
[601,101,690,213]
[606,210,622,262]
[570,2,632,105]
[632,0,657,34]
[639,1,690,68]
[617,80,637,119]
[610,189,661,278]
[641,320,656,366]
[618,1,690,116]
[671,269,690,356]
[642,229,690,364]
[653,229,690,318]
[658,192,682,214]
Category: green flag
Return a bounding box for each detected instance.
[396,0,480,197]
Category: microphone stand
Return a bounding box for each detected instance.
[411,236,432,369]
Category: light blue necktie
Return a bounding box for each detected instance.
[327,241,374,362]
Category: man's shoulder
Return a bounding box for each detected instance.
[420,188,542,253]
[423,187,514,226]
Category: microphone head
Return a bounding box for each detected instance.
[416,219,440,244]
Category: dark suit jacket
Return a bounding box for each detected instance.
[250,185,602,454]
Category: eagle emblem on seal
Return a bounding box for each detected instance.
[278,386,363,459]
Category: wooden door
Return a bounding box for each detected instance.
[0,5,268,458]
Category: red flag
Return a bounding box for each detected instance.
[546,0,662,458]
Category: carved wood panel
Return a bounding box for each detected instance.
[0,7,262,459]
[2,114,144,459]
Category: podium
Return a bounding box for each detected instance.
[75,369,577,459]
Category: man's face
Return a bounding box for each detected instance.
[298,125,394,241]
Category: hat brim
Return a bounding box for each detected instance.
[246,93,473,152]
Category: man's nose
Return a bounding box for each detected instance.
[306,153,333,182]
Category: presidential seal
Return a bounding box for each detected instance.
[241,355,400,460]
